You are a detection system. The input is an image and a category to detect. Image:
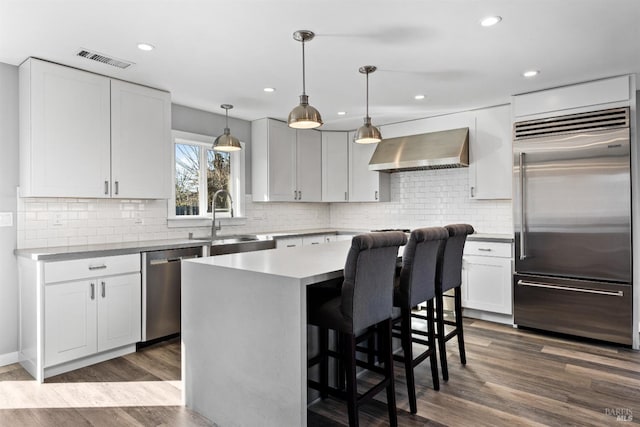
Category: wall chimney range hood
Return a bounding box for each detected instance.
[368,127,469,172]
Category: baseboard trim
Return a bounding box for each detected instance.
[463,309,514,325]
[44,345,136,380]
[0,351,19,367]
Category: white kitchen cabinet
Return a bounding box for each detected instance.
[19,58,171,199]
[469,105,512,200]
[276,236,304,248]
[322,132,349,202]
[110,80,171,199]
[252,118,321,202]
[302,235,324,246]
[348,131,390,202]
[461,241,512,315]
[19,253,141,381]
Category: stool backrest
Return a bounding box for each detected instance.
[438,224,475,293]
[342,231,408,332]
[398,227,449,308]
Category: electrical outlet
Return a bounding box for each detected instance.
[53,213,63,226]
[0,212,12,227]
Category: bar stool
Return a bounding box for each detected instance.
[391,226,448,414]
[435,223,474,381]
[307,231,407,427]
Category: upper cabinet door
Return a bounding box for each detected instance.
[469,105,512,199]
[111,80,171,199]
[348,132,390,202]
[322,132,349,202]
[296,129,322,202]
[21,59,111,197]
[267,120,297,201]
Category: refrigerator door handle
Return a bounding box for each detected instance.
[519,152,527,260]
[517,280,624,297]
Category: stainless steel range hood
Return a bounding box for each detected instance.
[368,127,469,172]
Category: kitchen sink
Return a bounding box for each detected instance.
[209,234,276,256]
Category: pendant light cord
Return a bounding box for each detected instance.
[301,40,306,96]
[365,71,369,119]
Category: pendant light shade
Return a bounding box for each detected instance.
[288,30,323,129]
[214,104,242,152]
[354,65,382,144]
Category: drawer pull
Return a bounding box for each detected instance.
[517,280,623,297]
[286,244,296,248]
[478,248,493,252]
[311,242,320,245]
[88,265,107,271]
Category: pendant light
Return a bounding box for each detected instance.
[288,30,323,129]
[213,104,242,152]
[354,65,382,144]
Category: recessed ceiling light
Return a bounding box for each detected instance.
[523,70,540,78]
[263,87,276,93]
[137,43,154,51]
[337,111,347,116]
[414,94,426,100]
[480,16,502,27]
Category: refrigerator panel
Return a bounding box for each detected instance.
[513,128,631,282]
[514,274,633,345]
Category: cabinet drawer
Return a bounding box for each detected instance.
[276,237,303,249]
[464,241,511,258]
[44,254,141,284]
[302,235,324,246]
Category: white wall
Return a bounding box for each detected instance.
[0,63,19,361]
[330,168,512,234]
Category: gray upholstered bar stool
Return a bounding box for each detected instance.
[435,223,474,381]
[391,226,449,414]
[307,231,407,427]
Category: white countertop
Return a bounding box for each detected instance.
[187,240,353,285]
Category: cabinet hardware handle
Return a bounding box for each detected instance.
[470,186,475,198]
[115,181,119,195]
[374,190,378,200]
[517,280,623,297]
[298,190,302,200]
[344,191,348,201]
[89,265,107,270]
[101,281,106,298]
[293,190,297,200]
[286,244,296,247]
[311,242,320,245]
[519,152,527,260]
[104,181,109,195]
[478,248,492,252]
[90,283,95,300]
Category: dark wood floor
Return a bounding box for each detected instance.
[1,319,638,426]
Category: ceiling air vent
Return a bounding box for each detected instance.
[76,49,134,69]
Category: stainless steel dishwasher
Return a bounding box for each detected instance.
[141,246,202,343]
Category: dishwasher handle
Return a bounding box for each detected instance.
[148,254,200,265]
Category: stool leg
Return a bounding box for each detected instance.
[454,287,466,365]
[319,326,329,398]
[367,326,376,366]
[436,291,449,381]
[344,333,359,427]
[381,319,398,427]
[400,308,417,414]
[427,299,440,390]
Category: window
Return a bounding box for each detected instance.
[170,130,244,222]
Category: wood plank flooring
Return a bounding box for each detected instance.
[0,320,638,426]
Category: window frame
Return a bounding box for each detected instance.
[168,130,245,226]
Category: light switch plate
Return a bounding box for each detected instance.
[0,212,13,227]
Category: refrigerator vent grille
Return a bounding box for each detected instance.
[514,107,629,140]
[76,49,134,69]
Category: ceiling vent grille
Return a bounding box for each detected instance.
[514,107,629,140]
[76,49,134,69]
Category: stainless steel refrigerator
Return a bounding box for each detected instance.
[513,107,633,345]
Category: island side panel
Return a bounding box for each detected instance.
[182,261,307,427]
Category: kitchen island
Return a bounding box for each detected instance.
[181,240,353,427]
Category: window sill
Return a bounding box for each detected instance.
[167,216,248,228]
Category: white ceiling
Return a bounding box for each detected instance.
[1,0,639,130]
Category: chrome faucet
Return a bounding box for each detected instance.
[211,189,234,239]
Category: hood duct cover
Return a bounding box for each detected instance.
[368,127,469,172]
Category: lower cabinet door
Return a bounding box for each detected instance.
[462,255,512,314]
[45,280,98,367]
[97,273,141,351]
